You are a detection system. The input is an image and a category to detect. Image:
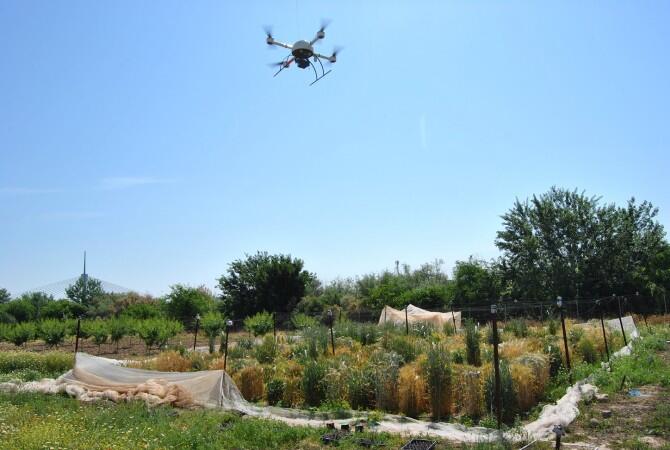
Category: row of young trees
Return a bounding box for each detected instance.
[2,188,669,322]
[0,318,184,352]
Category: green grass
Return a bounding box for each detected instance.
[0,392,520,450]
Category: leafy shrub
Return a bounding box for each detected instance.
[548,319,558,335]
[410,322,434,339]
[577,336,598,364]
[255,335,278,364]
[422,343,452,420]
[267,378,285,406]
[8,323,35,347]
[451,349,465,364]
[290,313,318,330]
[568,327,584,346]
[244,311,274,337]
[506,319,528,338]
[38,319,68,347]
[121,302,163,320]
[546,342,563,376]
[200,312,225,354]
[465,320,481,366]
[383,335,417,364]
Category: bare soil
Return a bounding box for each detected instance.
[563,346,670,450]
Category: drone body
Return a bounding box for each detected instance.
[265,22,340,85]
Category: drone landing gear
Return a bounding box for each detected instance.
[308,56,331,86]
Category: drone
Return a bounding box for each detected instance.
[265,21,340,85]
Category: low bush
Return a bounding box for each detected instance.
[383,335,417,364]
[577,336,598,364]
[0,351,73,376]
[255,335,278,364]
[244,311,274,337]
[290,313,318,330]
[266,378,285,406]
[505,319,528,338]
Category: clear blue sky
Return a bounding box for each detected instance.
[1,1,669,297]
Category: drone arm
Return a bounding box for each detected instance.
[314,52,336,63]
[268,40,293,50]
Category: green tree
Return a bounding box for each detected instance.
[164,285,214,328]
[495,187,668,302]
[451,258,501,306]
[218,252,314,318]
[0,288,11,304]
[65,276,106,307]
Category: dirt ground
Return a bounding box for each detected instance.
[563,345,670,450]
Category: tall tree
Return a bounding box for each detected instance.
[0,288,11,304]
[217,252,314,318]
[65,276,105,306]
[495,187,668,301]
[164,285,215,328]
[451,257,501,306]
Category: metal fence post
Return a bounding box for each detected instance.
[491,304,502,429]
[193,314,201,351]
[558,297,572,383]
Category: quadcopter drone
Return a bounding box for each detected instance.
[265,21,340,85]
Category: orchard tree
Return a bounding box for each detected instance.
[217,252,314,318]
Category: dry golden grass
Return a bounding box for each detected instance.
[511,353,549,411]
[454,365,482,418]
[398,363,428,418]
[234,365,264,402]
[282,376,303,407]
